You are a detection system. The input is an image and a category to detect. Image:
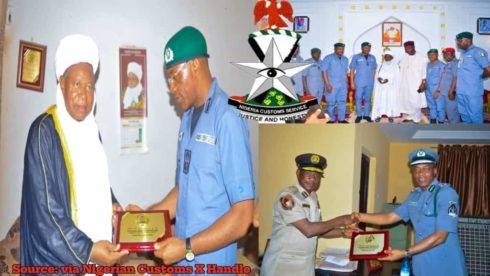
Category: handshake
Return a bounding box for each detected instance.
[334,212,363,239]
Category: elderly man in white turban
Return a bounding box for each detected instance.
[123,61,143,109]
[371,50,401,122]
[20,34,128,267]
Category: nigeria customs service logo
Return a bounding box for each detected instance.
[136,214,150,228]
[164,48,174,63]
[228,1,318,122]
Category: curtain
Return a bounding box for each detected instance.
[437,145,490,217]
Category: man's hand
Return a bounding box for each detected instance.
[449,91,456,101]
[154,237,186,265]
[326,83,333,93]
[378,247,405,261]
[90,241,129,266]
[305,109,329,124]
[433,90,441,99]
[253,202,259,228]
[352,212,361,222]
[342,226,362,238]
[125,204,144,211]
[112,203,123,229]
[113,203,123,212]
[336,214,359,227]
[418,83,426,92]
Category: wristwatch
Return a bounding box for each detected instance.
[185,237,195,261]
[404,249,411,258]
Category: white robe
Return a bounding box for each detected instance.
[398,53,427,122]
[371,60,401,118]
[123,83,142,109]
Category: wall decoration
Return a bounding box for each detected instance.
[119,47,148,154]
[382,21,402,47]
[477,18,490,35]
[293,16,309,33]
[16,40,46,92]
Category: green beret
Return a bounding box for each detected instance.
[164,26,209,69]
[456,31,473,40]
[361,42,371,47]
[311,48,321,54]
[295,153,327,176]
[427,48,438,54]
[334,42,345,48]
[408,148,438,166]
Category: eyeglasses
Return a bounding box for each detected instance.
[165,62,188,86]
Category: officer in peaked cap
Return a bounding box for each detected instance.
[354,148,467,275]
[261,153,358,276]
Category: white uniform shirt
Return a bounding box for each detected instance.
[261,184,321,276]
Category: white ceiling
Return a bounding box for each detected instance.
[379,124,490,144]
[291,0,489,3]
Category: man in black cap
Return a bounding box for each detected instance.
[261,153,358,276]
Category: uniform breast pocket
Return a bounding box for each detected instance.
[192,135,219,169]
[423,203,436,217]
[407,202,419,218]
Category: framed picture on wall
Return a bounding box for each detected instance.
[119,47,148,154]
[477,18,490,35]
[293,16,309,33]
[16,40,47,92]
[382,22,403,47]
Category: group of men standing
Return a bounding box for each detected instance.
[293,31,490,124]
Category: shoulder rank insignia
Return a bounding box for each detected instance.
[280,194,294,210]
[428,185,435,193]
[448,201,458,218]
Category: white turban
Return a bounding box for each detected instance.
[54,34,112,244]
[384,50,394,57]
[127,61,143,80]
[55,34,99,79]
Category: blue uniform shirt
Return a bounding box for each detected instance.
[322,53,349,88]
[291,55,304,95]
[349,53,377,87]
[175,79,255,268]
[394,180,467,276]
[440,59,458,96]
[302,58,325,93]
[426,60,445,90]
[457,45,490,96]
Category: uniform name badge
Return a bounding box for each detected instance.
[349,230,389,260]
[113,210,172,252]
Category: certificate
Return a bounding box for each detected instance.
[349,231,389,260]
[16,40,47,92]
[113,211,172,252]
